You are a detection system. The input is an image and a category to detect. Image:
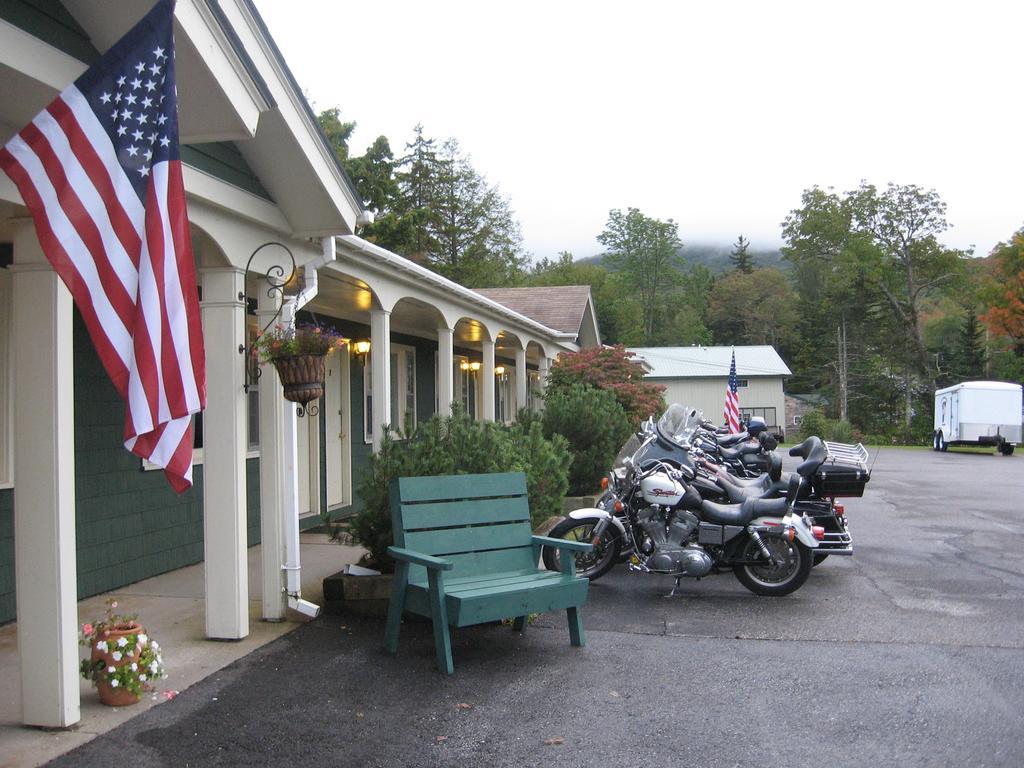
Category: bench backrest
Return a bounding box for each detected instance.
[390,472,535,584]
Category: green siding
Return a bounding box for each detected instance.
[0,489,13,623]
[0,0,100,64]
[180,143,273,202]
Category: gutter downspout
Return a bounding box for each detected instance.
[279,235,337,619]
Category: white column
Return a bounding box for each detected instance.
[256,280,286,621]
[370,309,391,452]
[481,338,495,422]
[514,346,527,416]
[200,268,249,639]
[437,326,454,417]
[11,223,79,728]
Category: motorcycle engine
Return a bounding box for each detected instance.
[636,508,713,576]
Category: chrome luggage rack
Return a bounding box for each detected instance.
[823,441,869,468]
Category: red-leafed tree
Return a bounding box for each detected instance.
[981,228,1024,350]
[547,345,666,427]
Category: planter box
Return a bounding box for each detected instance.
[563,494,599,513]
[323,566,392,617]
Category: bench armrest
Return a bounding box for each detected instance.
[532,535,593,553]
[388,546,453,571]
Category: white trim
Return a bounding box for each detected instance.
[0,18,86,90]
[182,165,291,233]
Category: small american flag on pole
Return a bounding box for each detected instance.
[0,0,206,492]
[724,348,741,433]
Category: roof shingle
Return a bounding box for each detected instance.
[474,286,592,336]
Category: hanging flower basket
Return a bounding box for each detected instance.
[251,323,347,407]
[272,354,326,405]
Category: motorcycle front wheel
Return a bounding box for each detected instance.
[541,516,621,581]
[733,536,812,596]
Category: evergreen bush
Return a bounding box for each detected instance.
[350,409,570,571]
[542,384,632,496]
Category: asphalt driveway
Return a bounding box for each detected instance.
[48,447,1024,768]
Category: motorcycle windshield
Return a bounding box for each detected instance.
[657,404,702,446]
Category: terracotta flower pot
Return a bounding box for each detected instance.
[272,354,326,405]
[91,622,143,707]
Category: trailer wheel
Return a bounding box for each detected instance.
[932,432,940,451]
[937,432,948,452]
[999,443,1015,456]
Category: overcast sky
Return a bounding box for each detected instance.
[252,0,1022,263]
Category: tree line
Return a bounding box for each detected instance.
[322,109,1023,441]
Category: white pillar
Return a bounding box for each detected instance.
[514,346,527,417]
[256,280,286,621]
[11,223,79,728]
[370,309,391,452]
[437,326,454,416]
[481,338,495,422]
[200,268,249,639]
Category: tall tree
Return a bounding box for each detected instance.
[950,305,986,380]
[597,208,683,342]
[729,234,755,273]
[706,267,796,346]
[980,227,1024,363]
[426,138,525,287]
[783,183,965,425]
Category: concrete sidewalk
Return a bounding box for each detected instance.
[0,533,363,768]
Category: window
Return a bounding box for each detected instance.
[364,344,416,442]
[735,379,749,388]
[494,367,513,424]
[455,356,478,420]
[527,370,542,412]
[740,407,777,427]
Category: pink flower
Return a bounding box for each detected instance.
[82,623,94,635]
[110,601,118,609]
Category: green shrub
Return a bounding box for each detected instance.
[350,409,571,570]
[542,384,632,495]
[798,409,854,443]
[797,409,829,442]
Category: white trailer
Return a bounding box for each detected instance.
[933,381,1023,455]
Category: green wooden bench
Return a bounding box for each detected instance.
[383,471,593,674]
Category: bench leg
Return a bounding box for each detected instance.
[427,570,454,675]
[512,616,527,632]
[383,562,408,655]
[566,606,585,647]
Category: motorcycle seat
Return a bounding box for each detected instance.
[716,431,749,447]
[718,474,790,503]
[718,472,768,488]
[719,442,760,461]
[700,496,788,525]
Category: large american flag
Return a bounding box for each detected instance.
[723,348,741,433]
[0,0,205,492]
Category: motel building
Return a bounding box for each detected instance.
[0,0,599,727]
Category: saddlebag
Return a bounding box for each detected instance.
[813,442,870,498]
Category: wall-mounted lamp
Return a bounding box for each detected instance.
[352,339,371,362]
[493,366,506,376]
[459,360,481,372]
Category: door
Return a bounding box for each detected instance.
[325,347,351,508]
[950,392,959,441]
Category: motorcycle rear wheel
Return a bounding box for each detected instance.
[733,537,812,596]
[541,517,621,582]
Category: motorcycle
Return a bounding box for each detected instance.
[543,405,869,587]
[543,428,823,597]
